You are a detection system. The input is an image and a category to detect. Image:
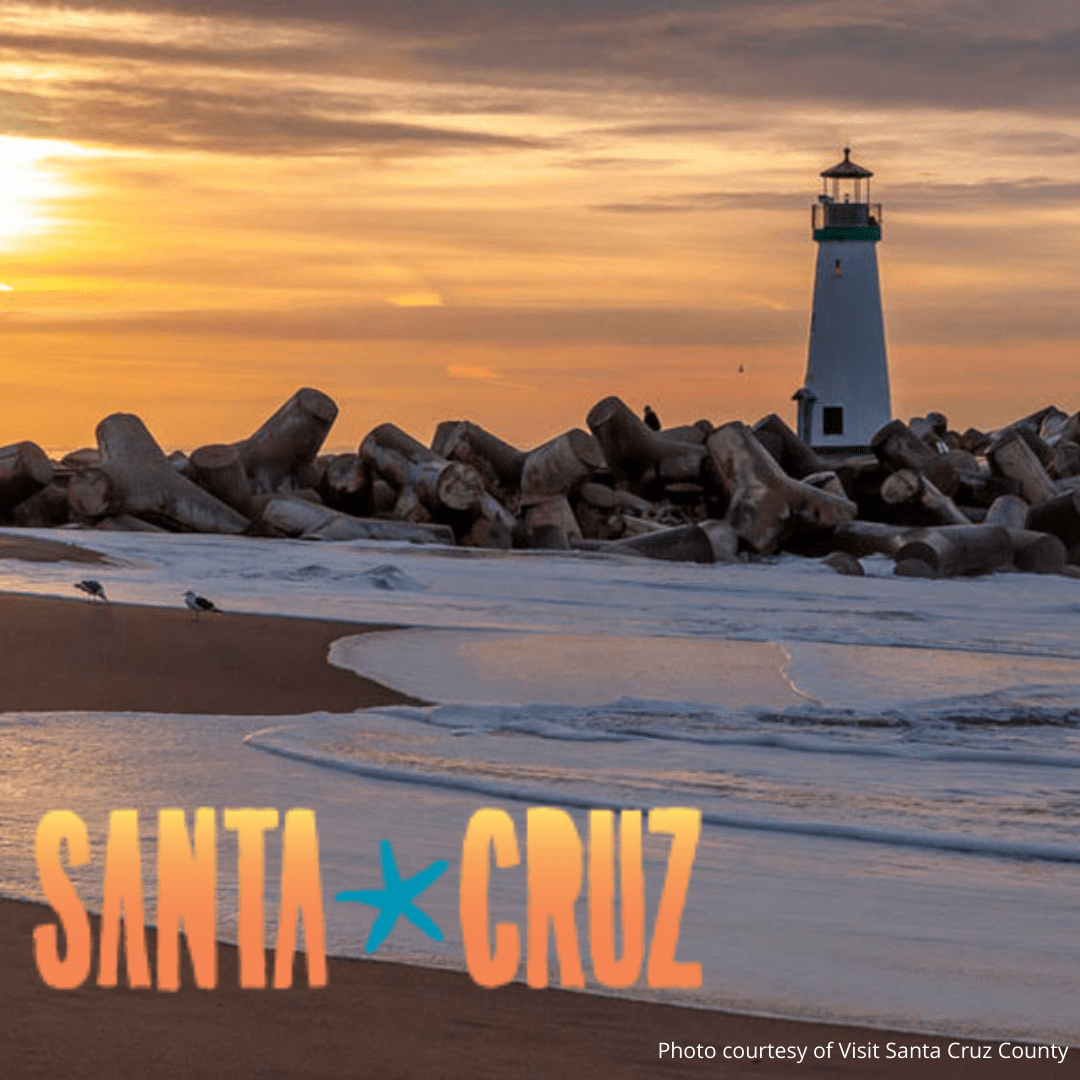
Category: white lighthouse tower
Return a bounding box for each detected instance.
[794,148,891,453]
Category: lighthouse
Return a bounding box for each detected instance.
[794,148,891,453]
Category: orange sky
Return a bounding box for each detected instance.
[1,2,1078,453]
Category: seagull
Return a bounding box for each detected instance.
[74,580,107,603]
[184,590,221,619]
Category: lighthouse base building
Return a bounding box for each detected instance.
[794,148,892,454]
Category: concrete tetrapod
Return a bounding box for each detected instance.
[70,414,249,534]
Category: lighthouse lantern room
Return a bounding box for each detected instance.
[794,148,892,453]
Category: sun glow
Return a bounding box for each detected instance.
[0,137,92,245]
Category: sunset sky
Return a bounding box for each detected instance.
[1,1,1078,453]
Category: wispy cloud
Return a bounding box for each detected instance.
[0,304,804,347]
[0,80,544,155]
[594,191,804,214]
[444,363,532,390]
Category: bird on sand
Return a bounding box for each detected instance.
[184,590,221,619]
[74,579,107,603]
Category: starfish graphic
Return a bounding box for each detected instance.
[335,840,448,954]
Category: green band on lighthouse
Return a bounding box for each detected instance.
[812,224,881,241]
[813,225,881,242]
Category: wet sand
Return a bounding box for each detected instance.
[0,534,112,565]
[0,593,419,714]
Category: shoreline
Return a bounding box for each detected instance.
[0,591,1071,1077]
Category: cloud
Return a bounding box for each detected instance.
[585,121,756,139]
[0,79,543,155]
[388,292,444,307]
[0,3,551,154]
[402,4,1080,116]
[555,155,680,172]
[889,293,1080,345]
[444,362,531,389]
[0,303,804,346]
[594,191,804,214]
[10,283,1076,351]
[446,364,499,380]
[595,178,1080,216]
[6,0,1080,123]
[886,179,1080,210]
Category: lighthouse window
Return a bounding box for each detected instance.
[823,407,844,436]
[834,258,842,277]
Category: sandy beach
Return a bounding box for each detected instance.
[0,592,420,715]
[1,895,1059,1080]
[0,589,1071,1078]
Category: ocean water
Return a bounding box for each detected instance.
[2,526,1080,1042]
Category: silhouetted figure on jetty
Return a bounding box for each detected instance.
[643,405,661,431]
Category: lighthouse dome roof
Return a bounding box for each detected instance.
[820,147,873,179]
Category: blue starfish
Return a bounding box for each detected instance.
[335,840,448,954]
